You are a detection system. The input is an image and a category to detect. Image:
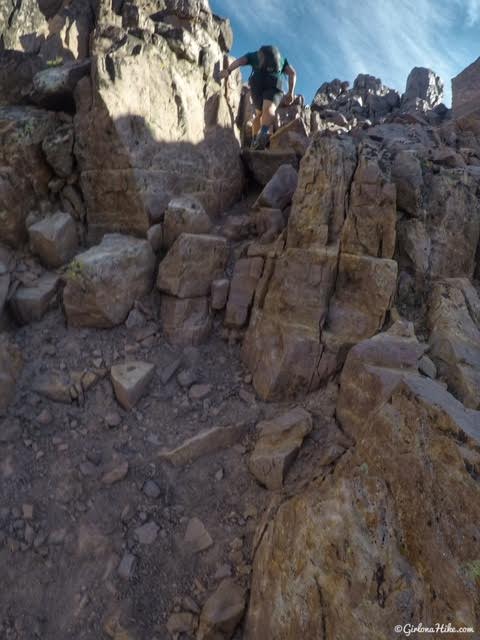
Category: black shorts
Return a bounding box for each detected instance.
[249,73,284,111]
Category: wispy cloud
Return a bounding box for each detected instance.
[211,0,480,105]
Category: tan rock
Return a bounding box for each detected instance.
[184,517,213,554]
[167,612,198,638]
[102,460,129,486]
[326,253,398,343]
[197,579,246,640]
[341,146,396,259]
[63,234,155,328]
[10,273,60,325]
[163,196,212,249]
[287,134,357,248]
[147,223,163,252]
[248,408,313,490]
[225,258,264,328]
[428,278,480,409]
[269,118,310,156]
[453,57,480,134]
[159,424,245,466]
[245,376,480,639]
[110,361,155,410]
[157,234,228,298]
[161,295,212,346]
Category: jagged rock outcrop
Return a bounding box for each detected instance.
[246,327,480,639]
[401,66,443,112]
[74,1,244,241]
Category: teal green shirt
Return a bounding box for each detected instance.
[245,50,289,79]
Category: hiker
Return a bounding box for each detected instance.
[218,45,296,150]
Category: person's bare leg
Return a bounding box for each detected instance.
[260,99,277,132]
[252,110,262,137]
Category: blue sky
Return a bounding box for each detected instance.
[209,0,480,106]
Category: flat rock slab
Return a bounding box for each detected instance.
[248,407,313,490]
[163,195,212,248]
[184,517,213,553]
[241,149,298,186]
[159,423,245,466]
[111,361,155,410]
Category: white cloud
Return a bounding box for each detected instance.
[212,0,480,105]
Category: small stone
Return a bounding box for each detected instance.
[166,612,198,637]
[102,460,129,485]
[177,369,198,388]
[189,384,212,401]
[37,409,53,425]
[117,552,137,580]
[105,411,122,428]
[79,462,97,477]
[419,354,437,379]
[211,279,230,310]
[110,361,155,410]
[134,521,159,545]
[184,517,213,553]
[160,357,182,384]
[143,480,161,499]
[48,528,67,545]
[215,468,224,482]
[22,504,34,520]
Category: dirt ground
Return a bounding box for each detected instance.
[0,193,340,640]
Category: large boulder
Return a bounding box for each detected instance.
[74,7,244,242]
[63,234,155,327]
[157,233,228,298]
[253,164,298,211]
[428,278,480,409]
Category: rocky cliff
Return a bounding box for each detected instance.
[1,3,480,640]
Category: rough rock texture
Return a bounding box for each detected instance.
[160,295,212,346]
[63,233,155,327]
[248,408,312,490]
[163,195,212,248]
[428,278,480,409]
[0,107,60,247]
[157,234,228,298]
[224,257,264,329]
[10,273,60,324]
[242,150,298,186]
[452,57,480,134]
[269,117,310,156]
[253,164,298,211]
[197,579,246,640]
[401,66,443,112]
[246,328,480,639]
[28,211,78,268]
[73,3,244,241]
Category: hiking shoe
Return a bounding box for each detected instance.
[252,131,270,151]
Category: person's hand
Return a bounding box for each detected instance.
[284,91,295,106]
[216,69,230,81]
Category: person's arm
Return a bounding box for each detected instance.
[284,64,297,104]
[218,56,248,80]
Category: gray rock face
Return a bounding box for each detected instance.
[452,56,480,135]
[401,66,443,112]
[10,273,60,324]
[63,233,155,328]
[163,196,212,249]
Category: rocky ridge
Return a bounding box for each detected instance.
[1,2,480,639]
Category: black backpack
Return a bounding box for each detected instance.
[258,45,282,74]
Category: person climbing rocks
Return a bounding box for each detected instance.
[218,45,296,150]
